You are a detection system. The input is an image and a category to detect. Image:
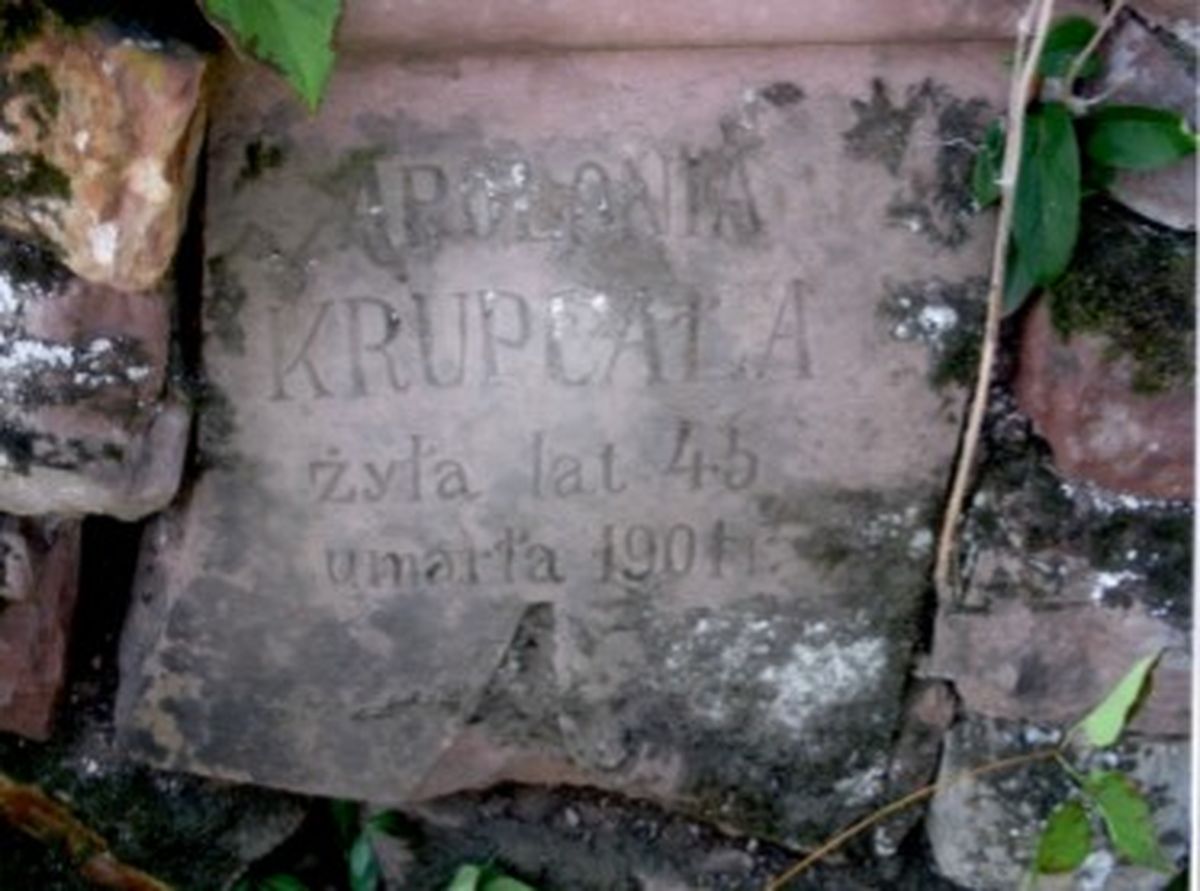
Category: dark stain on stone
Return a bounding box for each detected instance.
[0,1,46,54]
[194,381,239,471]
[0,229,68,294]
[0,421,124,475]
[1048,198,1194,394]
[0,62,70,215]
[235,138,285,190]
[204,255,247,355]
[884,87,994,250]
[842,78,926,177]
[469,602,562,747]
[759,81,805,108]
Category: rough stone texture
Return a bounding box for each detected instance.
[0,21,207,291]
[118,45,1002,843]
[929,598,1189,735]
[927,717,1189,891]
[1016,300,1193,501]
[1096,14,1197,231]
[0,235,189,519]
[0,514,35,601]
[338,0,1096,49]
[0,516,79,739]
[0,518,308,891]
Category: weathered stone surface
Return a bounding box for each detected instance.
[929,599,1189,735]
[927,717,1189,890]
[338,0,1096,49]
[1096,15,1196,231]
[0,236,189,519]
[118,46,1002,841]
[0,21,207,291]
[1016,300,1193,501]
[0,516,79,739]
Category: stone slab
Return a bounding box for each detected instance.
[337,0,1097,50]
[0,235,189,520]
[118,46,1002,841]
[0,516,80,739]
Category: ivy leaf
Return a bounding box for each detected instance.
[1003,242,1038,314]
[1084,771,1173,872]
[972,120,1005,208]
[483,877,538,891]
[367,809,407,837]
[348,832,381,891]
[1034,800,1092,874]
[1039,16,1102,79]
[447,865,486,891]
[1010,102,1080,303]
[1082,106,1199,170]
[330,800,360,850]
[260,877,310,891]
[1072,652,1160,748]
[201,0,341,111]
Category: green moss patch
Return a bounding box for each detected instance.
[1049,199,1194,393]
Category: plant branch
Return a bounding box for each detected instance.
[932,0,1058,601]
[1064,0,1127,95]
[0,772,173,891]
[764,747,1062,890]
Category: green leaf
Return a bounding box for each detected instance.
[972,120,1005,208]
[1039,16,1102,79]
[260,877,310,891]
[447,865,486,891]
[201,0,341,111]
[330,799,360,849]
[483,877,538,891]
[1003,239,1038,314]
[1034,800,1092,874]
[1073,652,1160,748]
[367,809,406,837]
[1080,161,1116,198]
[1011,102,1080,290]
[1085,771,1172,872]
[1082,106,1198,170]
[349,832,381,891]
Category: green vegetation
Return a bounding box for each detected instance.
[970,15,1197,314]
[200,0,342,111]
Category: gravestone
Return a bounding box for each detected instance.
[118,31,1004,842]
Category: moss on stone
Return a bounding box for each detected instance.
[0,1,46,54]
[1048,199,1194,394]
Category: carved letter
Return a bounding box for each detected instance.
[757,279,813,380]
[479,290,531,384]
[270,302,334,401]
[347,297,409,397]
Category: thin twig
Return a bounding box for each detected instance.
[0,772,174,891]
[764,748,1061,890]
[932,0,1058,601]
[1063,0,1127,94]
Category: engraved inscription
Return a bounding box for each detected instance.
[268,279,814,400]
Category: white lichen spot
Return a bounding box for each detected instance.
[1091,570,1139,602]
[760,635,887,732]
[0,274,17,315]
[1075,849,1116,891]
[89,223,118,267]
[74,130,91,153]
[129,158,171,204]
[918,304,958,335]
[833,762,887,806]
[125,365,151,382]
[908,528,934,558]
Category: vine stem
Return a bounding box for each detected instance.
[763,748,1061,890]
[932,0,1058,601]
[1063,0,1127,95]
